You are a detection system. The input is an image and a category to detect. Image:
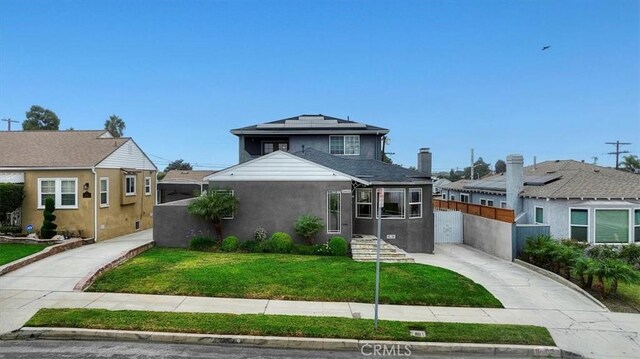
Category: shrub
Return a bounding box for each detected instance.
[221,236,239,252]
[0,183,24,225]
[254,227,268,241]
[587,258,640,298]
[294,214,324,244]
[315,243,333,256]
[266,232,294,253]
[40,197,57,239]
[0,225,21,235]
[328,236,348,256]
[239,239,262,253]
[187,188,238,243]
[522,235,556,269]
[189,236,216,251]
[573,256,595,289]
[618,244,640,267]
[293,244,318,255]
[587,245,618,260]
[559,239,589,251]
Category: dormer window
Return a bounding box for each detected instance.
[329,135,360,155]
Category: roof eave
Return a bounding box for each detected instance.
[230,129,390,136]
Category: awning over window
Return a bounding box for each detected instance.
[0,172,24,183]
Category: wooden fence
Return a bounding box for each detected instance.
[432,199,515,223]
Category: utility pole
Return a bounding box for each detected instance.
[470,148,475,180]
[606,141,631,169]
[591,156,598,165]
[1,118,18,131]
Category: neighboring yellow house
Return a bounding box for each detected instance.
[0,130,157,241]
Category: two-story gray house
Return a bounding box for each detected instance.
[154,114,434,253]
[232,114,389,163]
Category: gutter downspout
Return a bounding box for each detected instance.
[92,167,98,242]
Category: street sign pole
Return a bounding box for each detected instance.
[374,188,384,330]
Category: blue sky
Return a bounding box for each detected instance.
[1,0,638,172]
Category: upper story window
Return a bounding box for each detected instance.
[38,178,77,209]
[125,175,136,196]
[330,135,360,155]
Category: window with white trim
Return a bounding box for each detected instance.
[125,175,136,196]
[329,135,360,155]
[450,194,456,201]
[480,198,487,206]
[356,188,372,219]
[595,209,629,244]
[100,177,109,207]
[409,188,422,219]
[144,177,151,195]
[535,206,544,224]
[460,193,469,203]
[328,190,341,233]
[378,188,405,219]
[487,200,494,207]
[500,201,507,209]
[570,209,588,242]
[37,178,77,209]
[441,193,446,200]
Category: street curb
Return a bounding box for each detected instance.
[514,259,609,311]
[0,238,85,277]
[3,327,565,357]
[73,240,154,291]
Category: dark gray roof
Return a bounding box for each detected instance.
[292,148,430,184]
[231,114,389,135]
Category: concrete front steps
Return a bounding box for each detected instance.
[350,236,415,263]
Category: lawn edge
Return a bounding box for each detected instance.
[0,239,84,276]
[3,327,564,357]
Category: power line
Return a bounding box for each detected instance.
[605,141,631,169]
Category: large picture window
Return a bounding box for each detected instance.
[37,178,77,209]
[356,188,372,219]
[409,188,422,218]
[378,188,405,219]
[327,191,341,233]
[595,209,629,244]
[570,209,588,242]
[329,135,360,155]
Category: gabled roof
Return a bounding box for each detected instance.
[160,170,217,184]
[442,160,640,199]
[0,130,154,169]
[292,148,431,185]
[230,114,389,135]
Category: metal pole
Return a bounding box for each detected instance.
[374,188,383,330]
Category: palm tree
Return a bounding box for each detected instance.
[104,115,126,137]
[187,189,238,243]
[620,155,640,173]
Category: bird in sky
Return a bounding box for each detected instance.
[542,45,551,51]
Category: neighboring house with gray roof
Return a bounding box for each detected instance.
[0,130,157,240]
[158,170,216,204]
[441,159,640,244]
[231,114,390,163]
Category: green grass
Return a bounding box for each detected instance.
[26,308,554,346]
[618,282,640,310]
[0,243,48,266]
[88,248,502,307]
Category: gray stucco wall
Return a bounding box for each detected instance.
[463,214,513,261]
[353,184,434,253]
[154,181,353,247]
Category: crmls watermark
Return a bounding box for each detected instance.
[360,343,412,356]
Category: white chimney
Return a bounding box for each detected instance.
[506,154,524,214]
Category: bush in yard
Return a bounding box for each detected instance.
[328,236,348,256]
[618,244,640,267]
[293,244,318,255]
[0,225,21,235]
[573,255,595,289]
[264,232,294,253]
[40,197,57,239]
[254,227,268,241]
[189,236,216,251]
[221,236,239,252]
[0,183,24,225]
[587,245,618,260]
[550,243,583,280]
[187,188,238,243]
[587,258,640,298]
[239,239,262,253]
[294,214,324,244]
[315,242,333,256]
[522,235,556,269]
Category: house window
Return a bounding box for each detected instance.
[487,200,494,207]
[215,190,235,219]
[100,178,109,207]
[327,191,341,233]
[500,201,507,209]
[378,188,405,219]
[460,193,469,203]
[595,209,629,244]
[329,135,360,155]
[125,175,136,196]
[262,142,288,155]
[409,188,422,219]
[356,188,372,219]
[144,177,151,196]
[535,207,544,224]
[480,198,487,206]
[441,193,446,200]
[635,209,640,242]
[450,194,456,201]
[37,178,77,209]
[570,209,589,242]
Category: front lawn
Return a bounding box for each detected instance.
[88,248,502,307]
[0,243,48,266]
[26,308,553,346]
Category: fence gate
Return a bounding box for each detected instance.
[434,210,463,244]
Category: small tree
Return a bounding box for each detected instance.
[187,189,238,243]
[40,197,57,239]
[495,160,507,174]
[294,214,324,244]
[164,159,193,172]
[0,183,24,225]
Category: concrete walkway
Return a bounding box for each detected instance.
[1,237,639,358]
